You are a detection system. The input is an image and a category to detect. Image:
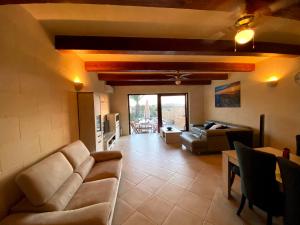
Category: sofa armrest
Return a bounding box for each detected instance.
[91,151,122,163]
[1,203,111,225]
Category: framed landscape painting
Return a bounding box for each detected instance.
[215,81,241,107]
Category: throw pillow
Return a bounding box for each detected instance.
[204,122,215,129]
[209,124,223,130]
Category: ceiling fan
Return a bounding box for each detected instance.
[166,71,194,85]
[211,0,300,48]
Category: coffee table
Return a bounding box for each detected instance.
[160,127,182,144]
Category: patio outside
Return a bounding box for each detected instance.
[129,94,186,134]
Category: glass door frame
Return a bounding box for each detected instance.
[128,94,158,135]
[157,93,189,132]
[128,93,189,134]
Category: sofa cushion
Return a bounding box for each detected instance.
[12,173,83,212]
[16,152,73,206]
[85,159,122,182]
[61,140,90,169]
[65,178,118,210]
[75,156,95,180]
[209,124,223,130]
[2,203,112,225]
[204,122,215,129]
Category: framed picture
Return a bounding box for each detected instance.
[215,81,241,107]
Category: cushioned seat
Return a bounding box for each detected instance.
[85,159,122,182]
[181,120,253,154]
[1,140,123,225]
[180,132,207,154]
[1,203,112,225]
[66,178,118,210]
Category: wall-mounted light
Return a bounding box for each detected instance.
[266,76,279,87]
[74,77,83,91]
[295,73,300,85]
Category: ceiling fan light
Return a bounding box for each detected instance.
[175,80,181,85]
[235,28,255,44]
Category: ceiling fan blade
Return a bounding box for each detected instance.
[251,0,300,29]
[180,77,191,80]
[180,73,193,78]
[254,0,299,16]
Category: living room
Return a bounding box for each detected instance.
[0,1,300,225]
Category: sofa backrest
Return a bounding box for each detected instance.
[206,120,252,130]
[61,140,90,169]
[61,140,95,180]
[15,152,73,206]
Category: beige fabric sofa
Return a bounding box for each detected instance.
[0,140,122,225]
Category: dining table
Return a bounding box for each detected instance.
[222,147,300,199]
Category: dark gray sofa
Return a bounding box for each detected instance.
[180,120,253,154]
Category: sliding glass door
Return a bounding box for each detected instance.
[128,93,188,134]
[158,93,189,131]
[128,94,158,134]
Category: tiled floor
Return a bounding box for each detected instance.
[112,134,283,225]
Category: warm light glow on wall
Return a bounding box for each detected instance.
[74,77,83,91]
[74,77,81,83]
[266,76,279,87]
[267,76,279,82]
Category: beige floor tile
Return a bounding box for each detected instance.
[202,221,214,225]
[168,174,194,188]
[188,180,217,200]
[122,169,149,185]
[162,206,203,225]
[156,182,185,204]
[177,190,212,219]
[138,196,174,225]
[118,178,136,197]
[196,172,222,188]
[136,176,166,193]
[112,134,283,225]
[112,199,135,225]
[174,164,199,179]
[121,187,152,209]
[206,188,283,225]
[123,212,156,225]
[147,167,175,181]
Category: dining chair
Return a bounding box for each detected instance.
[226,131,253,192]
[278,157,300,225]
[234,142,284,225]
[296,135,300,156]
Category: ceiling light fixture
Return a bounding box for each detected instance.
[235,28,255,44]
[234,14,255,52]
[175,80,181,85]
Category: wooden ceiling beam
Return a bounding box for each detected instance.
[0,0,250,11]
[106,80,212,86]
[2,0,300,20]
[86,62,255,72]
[98,73,228,81]
[56,36,300,56]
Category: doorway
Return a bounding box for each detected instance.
[158,93,189,131]
[128,94,158,134]
[128,93,189,134]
